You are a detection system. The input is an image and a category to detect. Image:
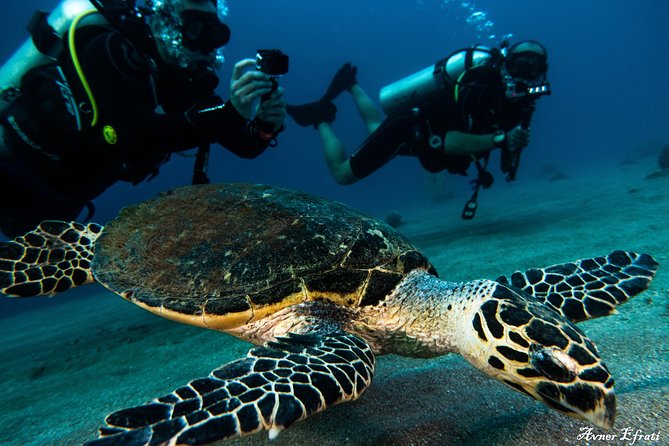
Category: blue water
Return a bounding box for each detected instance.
[1,0,668,317]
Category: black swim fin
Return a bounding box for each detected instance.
[286,101,337,128]
[320,63,358,102]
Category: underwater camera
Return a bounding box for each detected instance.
[256,49,288,99]
[505,78,551,100]
[256,49,289,77]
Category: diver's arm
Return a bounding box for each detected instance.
[129,98,277,158]
[217,120,275,159]
[200,58,284,158]
[443,127,530,156]
[185,98,276,159]
[443,67,531,156]
[142,94,275,158]
[214,105,275,159]
[442,131,497,156]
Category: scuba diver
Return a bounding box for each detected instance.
[287,40,550,219]
[0,0,286,238]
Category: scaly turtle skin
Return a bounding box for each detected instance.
[0,183,658,445]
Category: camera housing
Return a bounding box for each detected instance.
[256,49,289,76]
[505,78,551,100]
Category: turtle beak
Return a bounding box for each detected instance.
[495,346,616,428]
[527,343,615,428]
[524,327,616,428]
[532,378,615,428]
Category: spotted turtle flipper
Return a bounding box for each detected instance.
[0,221,103,297]
[86,330,375,445]
[495,250,658,323]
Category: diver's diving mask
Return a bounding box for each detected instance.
[147,0,229,70]
[180,10,230,52]
[504,41,548,81]
[505,52,547,80]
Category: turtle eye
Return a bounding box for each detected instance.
[529,344,577,383]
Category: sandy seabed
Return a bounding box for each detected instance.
[0,159,667,446]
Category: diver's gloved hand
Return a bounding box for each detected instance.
[229,58,274,119]
[321,62,358,102]
[507,125,531,151]
[255,87,286,132]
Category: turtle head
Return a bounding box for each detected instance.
[457,282,615,428]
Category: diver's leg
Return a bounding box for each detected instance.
[350,84,384,134]
[317,123,357,185]
[317,116,414,186]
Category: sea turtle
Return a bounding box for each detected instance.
[0,183,658,445]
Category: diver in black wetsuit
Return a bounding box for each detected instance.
[0,0,286,237]
[287,41,549,217]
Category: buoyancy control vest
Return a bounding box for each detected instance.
[0,1,173,194]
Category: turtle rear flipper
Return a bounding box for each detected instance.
[496,250,658,323]
[0,221,103,297]
[86,331,375,445]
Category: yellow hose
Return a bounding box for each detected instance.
[68,9,99,127]
[454,70,467,103]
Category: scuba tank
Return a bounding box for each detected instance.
[379,45,499,116]
[0,0,96,116]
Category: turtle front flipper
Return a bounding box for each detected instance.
[0,221,103,297]
[495,250,658,323]
[86,331,375,445]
